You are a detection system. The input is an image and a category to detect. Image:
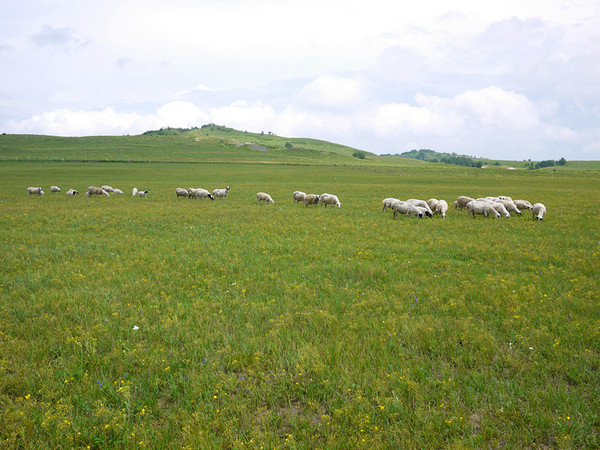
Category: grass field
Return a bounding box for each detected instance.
[1,135,599,448]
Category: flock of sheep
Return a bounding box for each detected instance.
[25,185,546,220]
[381,195,546,220]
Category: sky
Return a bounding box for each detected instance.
[1,0,599,160]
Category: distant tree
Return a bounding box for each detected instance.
[557,157,567,166]
[353,151,366,159]
[285,142,293,149]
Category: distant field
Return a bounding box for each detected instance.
[1,151,599,448]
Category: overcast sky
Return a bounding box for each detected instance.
[1,0,599,160]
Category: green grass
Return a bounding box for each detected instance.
[0,137,599,447]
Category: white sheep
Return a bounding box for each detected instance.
[532,203,546,221]
[381,197,400,213]
[257,192,274,204]
[50,185,61,193]
[498,196,513,202]
[65,189,79,196]
[514,200,533,210]
[427,198,440,211]
[213,186,230,198]
[391,200,422,218]
[496,199,521,215]
[101,185,115,193]
[176,188,190,198]
[293,191,307,203]
[113,188,123,195]
[466,200,500,219]
[455,196,474,210]
[188,188,214,200]
[303,194,320,206]
[136,189,148,198]
[132,187,137,196]
[434,200,448,218]
[319,193,341,208]
[407,199,433,216]
[86,186,110,197]
[415,206,432,218]
[489,202,510,218]
[26,186,43,196]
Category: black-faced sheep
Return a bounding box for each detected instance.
[532,203,546,221]
[213,186,230,198]
[65,189,79,196]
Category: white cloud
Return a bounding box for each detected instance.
[298,75,364,109]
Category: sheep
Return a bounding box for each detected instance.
[453,200,459,209]
[293,191,307,203]
[319,193,341,208]
[498,196,513,202]
[26,186,43,196]
[213,186,230,198]
[489,202,510,218]
[466,200,500,219]
[65,189,79,196]
[50,185,61,193]
[514,200,533,210]
[256,192,274,204]
[101,185,115,193]
[86,186,110,197]
[391,200,423,218]
[188,188,214,200]
[434,200,448,218]
[381,197,400,213]
[496,199,521,215]
[113,188,123,194]
[406,199,433,216]
[136,189,149,198]
[176,188,190,198]
[415,206,433,218]
[532,203,546,221]
[427,198,440,211]
[132,187,137,196]
[455,196,474,210]
[303,194,320,206]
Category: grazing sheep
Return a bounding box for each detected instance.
[532,203,546,221]
[65,189,78,196]
[293,191,307,203]
[434,200,448,218]
[319,193,341,208]
[427,198,440,211]
[415,206,433,218]
[132,187,137,196]
[136,189,149,198]
[176,188,190,198]
[113,188,123,194]
[26,186,43,196]
[86,186,110,197]
[514,200,533,210]
[489,202,510,218]
[391,200,422,218]
[256,192,274,204]
[455,196,474,210]
[407,199,433,216]
[188,188,214,200]
[498,196,513,202]
[303,194,320,206]
[101,185,115,193]
[213,186,230,198]
[466,200,500,219]
[381,197,400,213]
[496,199,521,215]
[453,200,459,209]
[50,185,61,193]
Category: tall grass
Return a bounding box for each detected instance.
[1,160,599,447]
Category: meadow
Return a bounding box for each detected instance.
[0,145,599,447]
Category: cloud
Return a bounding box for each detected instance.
[30,25,84,49]
[297,75,364,109]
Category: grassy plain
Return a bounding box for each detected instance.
[0,137,599,447]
